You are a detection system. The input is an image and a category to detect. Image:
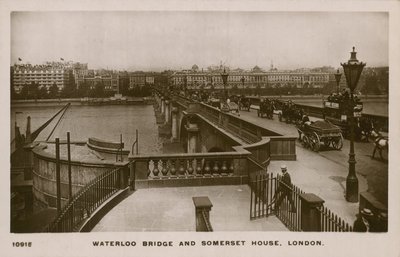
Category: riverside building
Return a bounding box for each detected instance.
[168,65,330,91]
[11,61,87,93]
[12,62,75,93]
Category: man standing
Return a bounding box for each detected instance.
[274,164,296,213]
[353,208,373,232]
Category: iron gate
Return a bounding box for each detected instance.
[249,173,276,219]
[250,173,303,231]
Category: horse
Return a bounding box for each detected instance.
[266,100,274,119]
[358,117,374,142]
[371,131,388,160]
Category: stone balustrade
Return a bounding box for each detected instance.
[129,136,272,188]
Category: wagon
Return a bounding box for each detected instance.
[257,99,274,119]
[296,120,343,152]
[239,97,251,111]
[208,98,221,108]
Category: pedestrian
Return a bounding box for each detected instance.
[353,208,373,232]
[274,164,296,213]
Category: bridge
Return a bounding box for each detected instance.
[92,91,387,232]
[129,92,297,190]
[13,90,388,232]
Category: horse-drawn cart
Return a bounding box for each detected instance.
[239,97,251,111]
[257,98,274,119]
[296,120,343,152]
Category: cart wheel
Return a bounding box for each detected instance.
[297,130,302,141]
[323,138,330,148]
[332,134,344,150]
[311,132,320,152]
[302,135,309,148]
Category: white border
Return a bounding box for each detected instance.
[1,1,399,257]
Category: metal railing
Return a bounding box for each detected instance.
[250,173,276,219]
[250,173,353,232]
[274,174,303,232]
[44,164,129,232]
[316,206,353,232]
[201,209,213,232]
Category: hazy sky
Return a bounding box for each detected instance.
[11,12,388,71]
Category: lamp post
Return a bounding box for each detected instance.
[341,46,365,203]
[241,76,245,92]
[221,68,229,101]
[184,75,188,96]
[334,69,342,94]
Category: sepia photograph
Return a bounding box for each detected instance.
[2,1,400,257]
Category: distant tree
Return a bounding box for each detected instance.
[322,81,337,95]
[61,80,77,98]
[88,87,97,98]
[377,69,389,94]
[10,85,18,100]
[19,84,29,99]
[231,84,238,94]
[48,83,59,99]
[78,81,91,97]
[363,75,381,95]
[255,84,261,96]
[38,86,48,99]
[29,81,39,99]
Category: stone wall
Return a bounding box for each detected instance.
[32,145,128,208]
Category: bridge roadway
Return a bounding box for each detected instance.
[92,107,387,232]
[238,108,388,222]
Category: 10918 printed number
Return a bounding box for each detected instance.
[12,242,32,247]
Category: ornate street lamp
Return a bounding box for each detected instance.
[334,69,342,94]
[221,68,229,100]
[341,46,366,203]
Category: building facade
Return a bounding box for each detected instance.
[76,73,119,93]
[168,68,330,91]
[129,72,155,89]
[12,63,73,93]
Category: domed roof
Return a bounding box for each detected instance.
[192,64,199,71]
[252,65,263,72]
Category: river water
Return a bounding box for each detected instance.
[11,104,165,154]
[10,98,388,153]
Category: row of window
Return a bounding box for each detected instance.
[173,75,329,83]
[14,70,65,74]
[184,84,325,89]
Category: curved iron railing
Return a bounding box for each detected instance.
[44,164,129,232]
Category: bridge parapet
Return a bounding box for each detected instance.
[129,136,274,188]
[130,150,250,188]
[172,94,296,159]
[173,95,281,140]
[246,96,388,132]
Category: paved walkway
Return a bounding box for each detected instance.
[239,109,388,224]
[92,185,288,232]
